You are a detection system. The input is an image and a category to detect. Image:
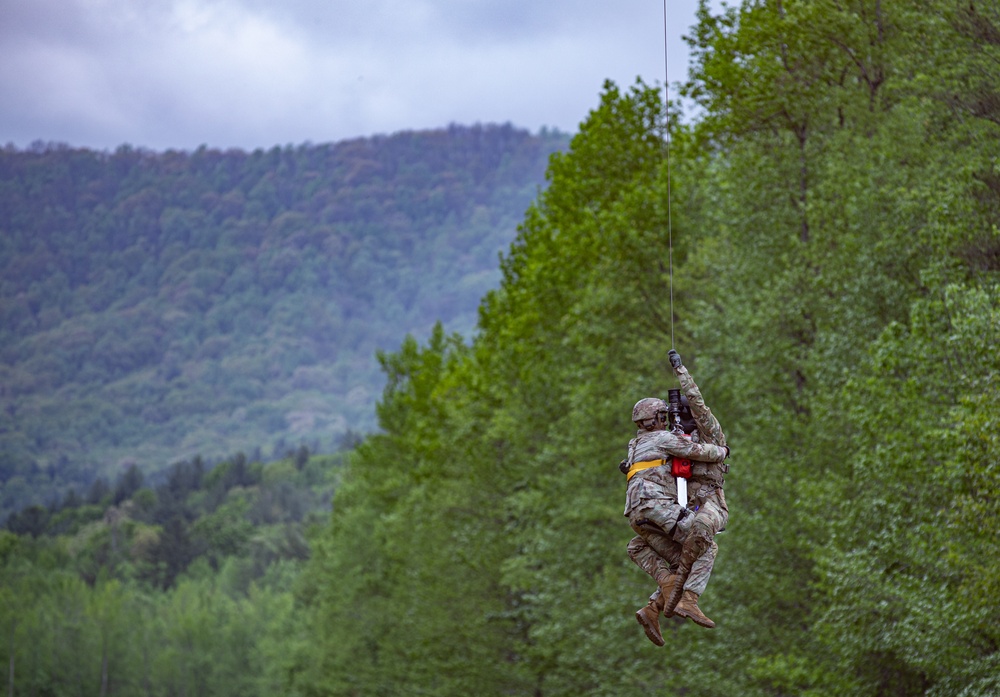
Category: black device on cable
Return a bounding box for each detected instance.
[667,389,685,434]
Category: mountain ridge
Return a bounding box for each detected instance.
[0,123,570,516]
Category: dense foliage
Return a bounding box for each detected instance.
[0,125,568,518]
[297,1,999,695]
[2,0,999,695]
[1,446,338,696]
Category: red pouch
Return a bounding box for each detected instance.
[671,457,692,478]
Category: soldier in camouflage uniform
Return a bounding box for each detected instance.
[658,349,730,623]
[621,352,729,644]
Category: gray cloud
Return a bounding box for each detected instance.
[1,0,715,151]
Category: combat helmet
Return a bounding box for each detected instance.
[632,397,667,425]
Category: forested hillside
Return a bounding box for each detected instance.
[1,446,338,695]
[301,0,999,694]
[0,125,568,518]
[3,1,999,695]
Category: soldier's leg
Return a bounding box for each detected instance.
[633,495,687,536]
[666,514,717,593]
[626,534,669,581]
[672,540,719,628]
[642,535,709,628]
[628,497,684,567]
[662,505,719,615]
[626,534,670,646]
[628,495,691,626]
[669,500,727,627]
[640,525,682,568]
[681,499,726,593]
[629,515,684,617]
[684,540,718,596]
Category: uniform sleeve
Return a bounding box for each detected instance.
[649,431,727,462]
[674,365,727,448]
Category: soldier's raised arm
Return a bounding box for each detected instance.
[668,349,726,448]
[644,430,727,463]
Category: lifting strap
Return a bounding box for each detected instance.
[626,459,667,482]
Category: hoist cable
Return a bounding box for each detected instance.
[662,0,675,349]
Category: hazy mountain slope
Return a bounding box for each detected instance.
[0,124,569,515]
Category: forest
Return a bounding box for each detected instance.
[3,0,1000,695]
[0,124,568,519]
[1,445,339,695]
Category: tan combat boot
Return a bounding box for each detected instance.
[673,589,716,629]
[663,533,707,615]
[635,599,664,646]
[654,571,680,619]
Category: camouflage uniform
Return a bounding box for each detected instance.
[674,363,729,554]
[623,415,728,596]
[654,363,732,624]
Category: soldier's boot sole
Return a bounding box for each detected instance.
[635,604,665,646]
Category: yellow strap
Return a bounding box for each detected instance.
[626,459,667,482]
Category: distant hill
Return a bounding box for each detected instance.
[0,124,569,516]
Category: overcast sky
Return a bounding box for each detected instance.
[1,0,720,153]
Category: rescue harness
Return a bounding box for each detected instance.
[625,456,693,482]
